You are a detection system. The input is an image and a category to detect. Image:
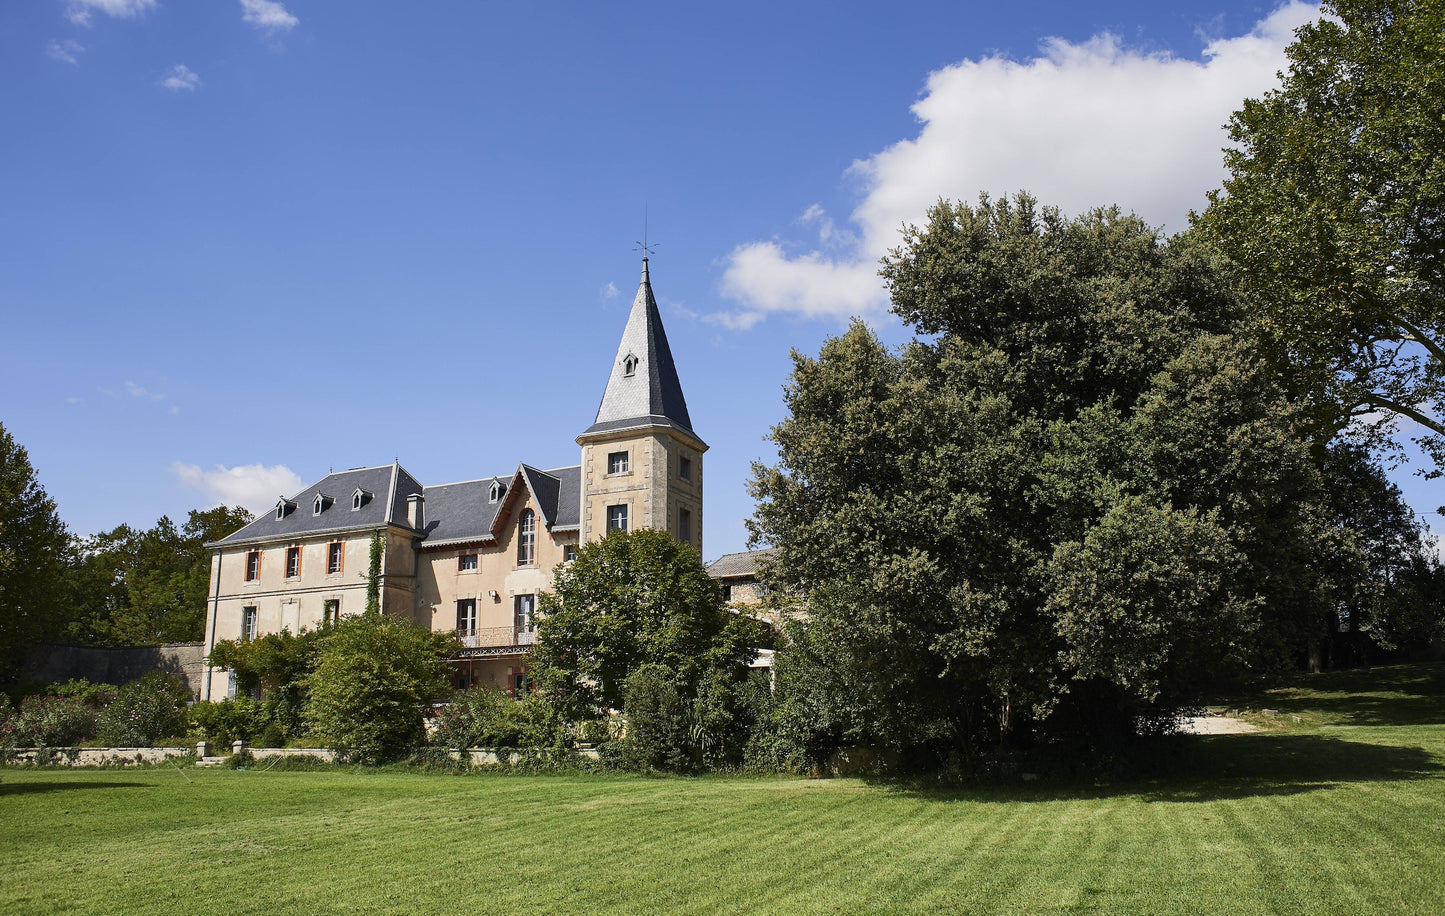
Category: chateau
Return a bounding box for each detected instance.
[200,259,707,699]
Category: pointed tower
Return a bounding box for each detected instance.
[578,257,707,553]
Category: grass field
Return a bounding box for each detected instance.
[4,664,1445,915]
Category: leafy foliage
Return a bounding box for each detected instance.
[429,686,565,750]
[0,423,71,679]
[530,529,754,719]
[750,197,1337,759]
[1197,0,1445,467]
[303,613,455,762]
[208,626,326,739]
[67,506,253,646]
[616,665,695,772]
[95,672,190,747]
[1,695,97,748]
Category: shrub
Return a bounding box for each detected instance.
[96,673,189,747]
[188,697,270,747]
[46,678,117,707]
[1,695,97,747]
[303,613,454,763]
[617,665,694,772]
[430,686,511,750]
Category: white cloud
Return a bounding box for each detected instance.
[66,0,155,27]
[47,39,84,65]
[240,0,298,32]
[172,461,304,513]
[125,380,165,400]
[66,396,82,405]
[718,1,1321,327]
[161,64,200,91]
[600,281,620,301]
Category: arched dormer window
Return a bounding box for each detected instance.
[275,498,296,520]
[352,488,371,511]
[490,480,505,503]
[517,508,535,567]
[313,494,333,516]
[623,354,638,377]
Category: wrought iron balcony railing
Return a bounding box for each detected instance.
[456,625,537,650]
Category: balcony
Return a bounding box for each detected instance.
[454,626,536,658]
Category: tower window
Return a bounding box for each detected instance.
[679,508,692,546]
[606,504,628,534]
[679,456,692,481]
[608,451,629,474]
[623,354,638,377]
[517,509,536,567]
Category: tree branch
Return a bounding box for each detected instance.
[1359,393,1445,438]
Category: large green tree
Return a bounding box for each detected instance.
[1197,0,1445,466]
[529,529,759,722]
[69,506,252,646]
[750,197,1339,760]
[0,424,71,679]
[303,613,456,762]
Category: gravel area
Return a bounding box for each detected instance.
[1185,716,1261,735]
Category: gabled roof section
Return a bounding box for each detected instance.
[580,258,703,446]
[211,463,416,547]
[707,548,778,580]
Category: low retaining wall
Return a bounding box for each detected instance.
[4,747,193,767]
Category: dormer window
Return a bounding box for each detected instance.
[275,498,296,520]
[313,494,334,516]
[489,480,505,503]
[352,488,372,511]
[623,354,638,377]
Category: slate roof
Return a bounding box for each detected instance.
[580,258,703,446]
[211,463,581,550]
[707,548,777,580]
[211,463,425,546]
[414,465,582,549]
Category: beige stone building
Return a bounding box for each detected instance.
[200,259,707,699]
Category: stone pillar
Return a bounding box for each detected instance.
[232,740,248,755]
[197,741,212,758]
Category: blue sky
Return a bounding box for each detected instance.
[2,0,1437,559]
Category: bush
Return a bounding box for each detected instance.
[188,697,271,747]
[1,695,97,747]
[96,673,189,747]
[46,678,117,707]
[617,665,694,772]
[303,613,454,763]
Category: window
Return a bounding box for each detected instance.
[313,494,333,516]
[679,508,692,546]
[623,354,638,377]
[322,599,340,626]
[679,456,692,481]
[352,488,371,511]
[608,451,629,474]
[456,598,477,633]
[489,480,504,503]
[606,504,628,534]
[513,672,532,695]
[327,542,344,575]
[241,606,258,641]
[285,546,301,578]
[722,584,733,602]
[517,509,535,566]
[458,553,478,572]
[563,545,577,562]
[514,594,535,632]
[245,550,260,581]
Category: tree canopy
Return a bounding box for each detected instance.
[1197,0,1445,468]
[529,529,758,721]
[0,423,70,679]
[749,197,1341,759]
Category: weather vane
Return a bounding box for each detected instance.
[634,205,658,260]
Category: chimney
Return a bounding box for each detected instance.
[407,493,425,530]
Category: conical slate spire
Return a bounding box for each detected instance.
[580,258,701,443]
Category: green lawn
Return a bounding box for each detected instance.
[4,665,1445,915]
